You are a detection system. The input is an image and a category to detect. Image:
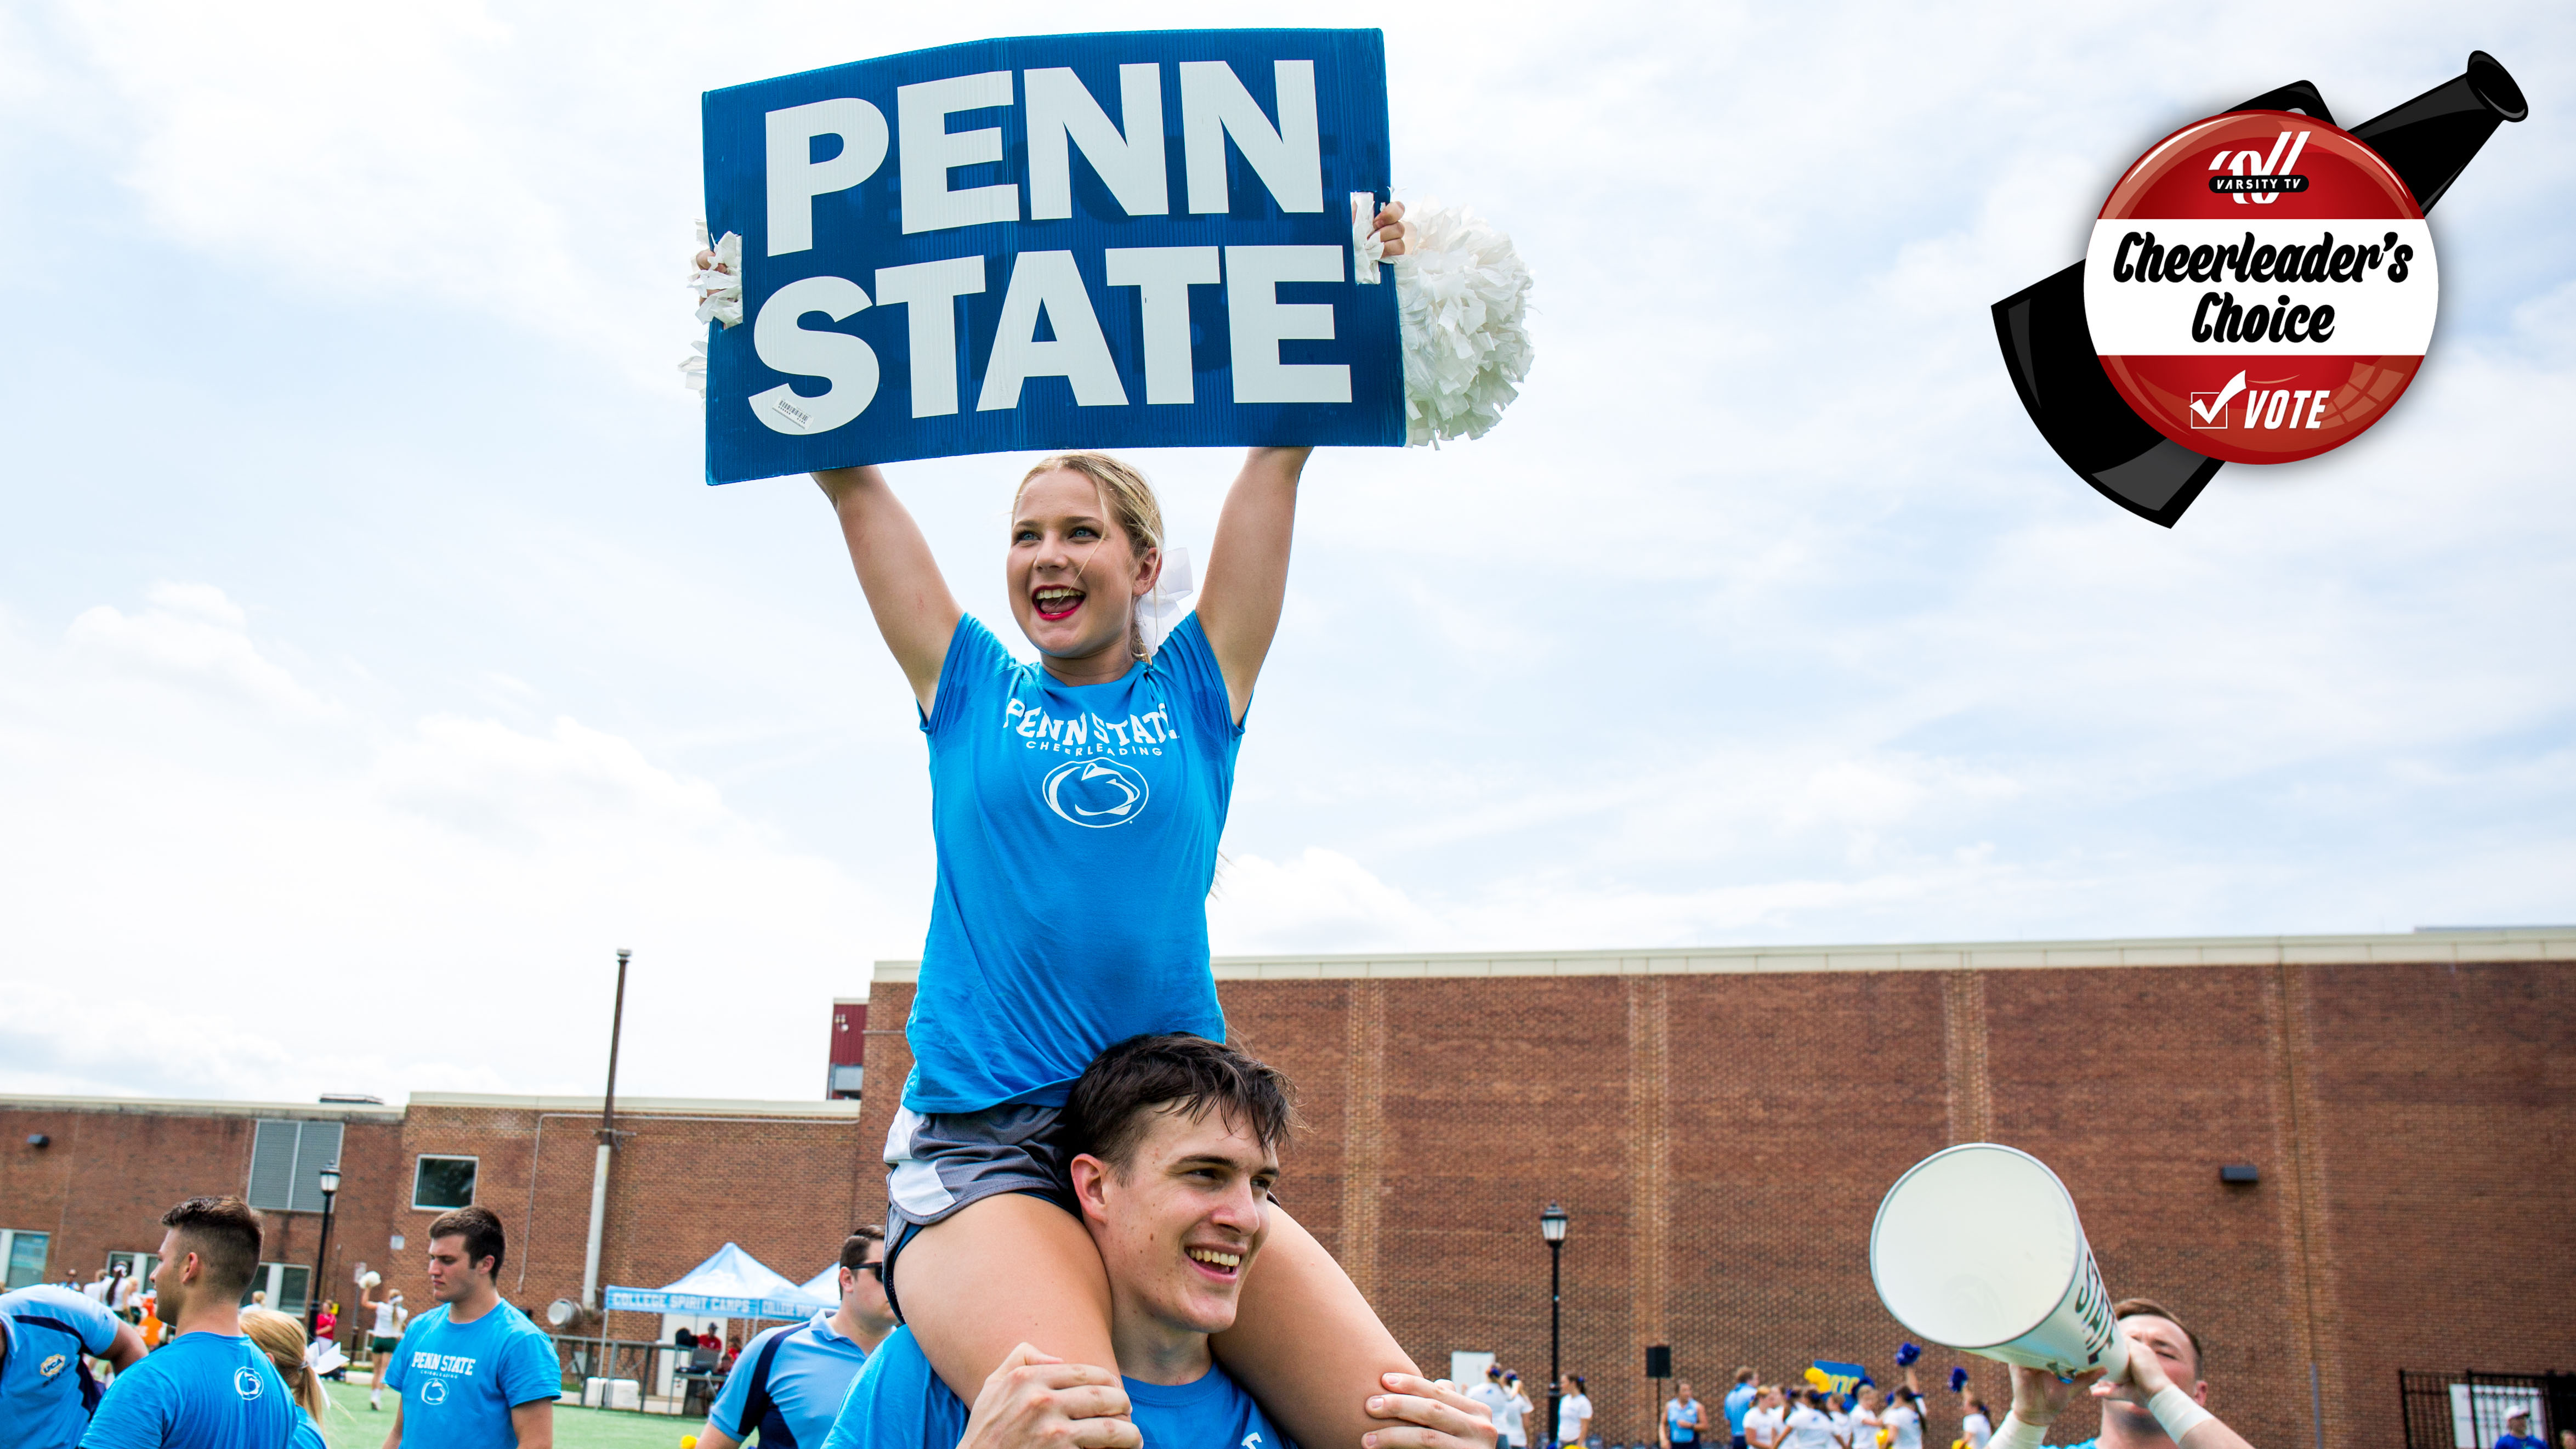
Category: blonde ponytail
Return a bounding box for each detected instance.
[239,1308,328,1422]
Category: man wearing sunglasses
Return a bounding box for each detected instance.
[701,1229,896,1449]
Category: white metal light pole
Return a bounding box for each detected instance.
[581,948,631,1310]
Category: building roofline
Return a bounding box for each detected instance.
[0,1093,864,1122]
[868,927,2576,983]
[0,1094,405,1122]
[407,1092,864,1119]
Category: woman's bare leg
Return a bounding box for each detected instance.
[896,1192,1124,1407]
[1215,1205,1421,1449]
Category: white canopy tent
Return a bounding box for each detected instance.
[602,1242,834,1322]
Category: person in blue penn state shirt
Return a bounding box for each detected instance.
[805,420,1423,1448]
[700,1227,895,1449]
[79,1195,320,1449]
[5,1278,146,1449]
[823,1034,1496,1449]
[381,1205,557,1449]
[1989,1299,2242,1449]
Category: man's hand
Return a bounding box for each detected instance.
[1364,1372,1499,1449]
[2004,1365,2103,1428]
[2091,1330,2175,1410]
[958,1344,1139,1449]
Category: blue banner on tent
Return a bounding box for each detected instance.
[699,28,1400,483]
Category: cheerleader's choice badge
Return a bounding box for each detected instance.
[2083,114,2434,465]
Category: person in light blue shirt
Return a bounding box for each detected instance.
[381,1205,557,1449]
[1664,1379,1706,1449]
[700,1228,895,1449]
[1724,1371,1758,1449]
[809,427,1420,1448]
[78,1195,320,1449]
[5,1282,146,1449]
[824,1034,1494,1449]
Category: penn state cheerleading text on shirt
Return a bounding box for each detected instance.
[381,1299,560,1449]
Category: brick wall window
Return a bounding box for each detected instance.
[247,1119,344,1213]
[1,1229,48,1289]
[412,1155,478,1212]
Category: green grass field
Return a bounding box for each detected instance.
[314,1388,706,1448]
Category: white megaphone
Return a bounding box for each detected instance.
[1869,1143,2129,1379]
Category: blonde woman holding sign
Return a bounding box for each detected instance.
[781,197,1472,1449]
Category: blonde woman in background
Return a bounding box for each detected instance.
[240,1308,331,1448]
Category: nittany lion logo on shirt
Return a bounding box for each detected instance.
[39,1352,67,1379]
[234,1367,264,1400]
[422,1378,450,1405]
[1042,758,1150,828]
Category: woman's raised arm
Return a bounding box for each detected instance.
[1193,445,1309,723]
[815,465,962,712]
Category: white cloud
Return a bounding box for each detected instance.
[0,0,2569,1108]
[0,588,894,1104]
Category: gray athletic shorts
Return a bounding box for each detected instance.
[880,1102,1076,1324]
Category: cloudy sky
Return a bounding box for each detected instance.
[2,2,2568,1105]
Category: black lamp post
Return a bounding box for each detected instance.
[1542,1203,1569,1449]
[308,1165,342,1338]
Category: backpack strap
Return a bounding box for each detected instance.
[736,1324,799,1446]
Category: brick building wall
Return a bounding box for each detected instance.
[7,930,2566,1449]
[0,1092,867,1356]
[855,931,2574,1449]
[0,1098,405,1309]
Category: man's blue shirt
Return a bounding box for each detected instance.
[77,1329,320,1449]
[707,1312,871,1447]
[2495,1434,2546,1449]
[4,1286,122,1449]
[1723,1385,1756,1437]
[906,613,1241,1113]
[383,1299,558,1449]
[823,1327,1287,1449]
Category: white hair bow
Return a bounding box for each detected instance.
[1139,546,1195,655]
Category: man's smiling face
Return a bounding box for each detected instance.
[1077,1101,1277,1339]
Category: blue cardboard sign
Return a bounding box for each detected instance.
[699,29,1399,484]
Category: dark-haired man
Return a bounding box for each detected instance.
[823,1033,1496,1449]
[700,1227,897,1449]
[381,1205,557,1449]
[1988,1299,2246,1449]
[3,1277,146,1449]
[78,1196,319,1449]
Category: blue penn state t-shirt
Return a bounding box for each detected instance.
[383,1299,559,1449]
[77,1330,319,1449]
[4,1286,122,1449]
[823,1327,1286,1449]
[905,613,1241,1113]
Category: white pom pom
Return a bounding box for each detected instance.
[680,339,708,396]
[688,222,744,329]
[1392,199,1534,446]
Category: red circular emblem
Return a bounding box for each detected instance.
[2083,111,2435,465]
